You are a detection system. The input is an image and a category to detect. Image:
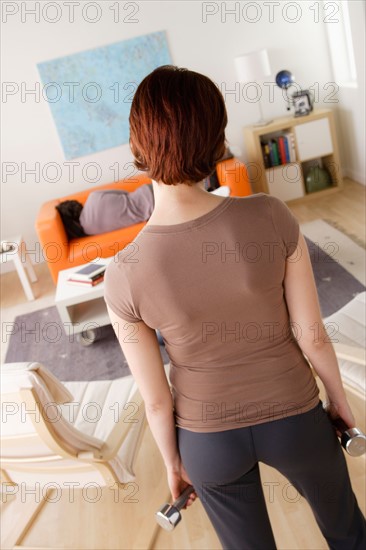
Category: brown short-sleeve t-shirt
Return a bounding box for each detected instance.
[104,193,320,432]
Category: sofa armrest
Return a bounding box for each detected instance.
[216,157,252,197]
[35,199,70,283]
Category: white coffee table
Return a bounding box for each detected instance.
[0,235,38,301]
[55,257,113,345]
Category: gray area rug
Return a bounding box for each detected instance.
[5,312,170,382]
[5,237,365,381]
[304,236,365,316]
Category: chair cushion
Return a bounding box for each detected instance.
[62,376,145,482]
[61,377,140,441]
[336,358,365,395]
[323,292,366,395]
[323,292,365,348]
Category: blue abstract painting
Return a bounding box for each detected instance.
[37,31,172,159]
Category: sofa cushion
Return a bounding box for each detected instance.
[79,184,154,235]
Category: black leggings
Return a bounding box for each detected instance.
[177,400,366,550]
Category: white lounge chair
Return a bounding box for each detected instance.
[0,362,166,549]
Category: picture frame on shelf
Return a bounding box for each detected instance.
[292,90,313,117]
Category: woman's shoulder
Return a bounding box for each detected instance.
[105,243,140,276]
[229,192,270,213]
[231,192,291,215]
[231,192,267,203]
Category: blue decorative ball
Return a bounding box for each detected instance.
[276,70,295,89]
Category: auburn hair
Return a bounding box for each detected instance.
[129,65,228,186]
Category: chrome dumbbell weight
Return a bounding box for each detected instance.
[332,417,366,457]
[155,485,195,531]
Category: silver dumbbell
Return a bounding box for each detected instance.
[332,417,366,457]
[155,485,195,531]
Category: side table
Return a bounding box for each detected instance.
[55,257,112,345]
[55,257,165,346]
[0,236,38,301]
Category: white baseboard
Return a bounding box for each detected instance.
[343,167,366,185]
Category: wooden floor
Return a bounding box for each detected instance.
[1,178,365,549]
[288,178,366,248]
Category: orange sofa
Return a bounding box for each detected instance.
[35,157,252,284]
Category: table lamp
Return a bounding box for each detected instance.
[235,49,273,126]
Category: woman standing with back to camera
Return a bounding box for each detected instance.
[104,65,366,549]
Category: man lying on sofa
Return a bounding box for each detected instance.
[56,183,155,239]
[56,178,229,240]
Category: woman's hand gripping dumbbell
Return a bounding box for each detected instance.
[155,485,196,531]
[331,417,366,457]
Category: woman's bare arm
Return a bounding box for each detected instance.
[107,306,180,469]
[107,306,196,503]
[283,231,355,426]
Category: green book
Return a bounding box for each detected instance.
[271,140,280,166]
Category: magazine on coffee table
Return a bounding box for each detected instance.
[67,262,106,286]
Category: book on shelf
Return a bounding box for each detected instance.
[283,135,290,163]
[283,132,296,163]
[261,133,296,168]
[270,140,280,166]
[278,136,287,164]
[261,142,271,168]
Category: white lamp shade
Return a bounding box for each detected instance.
[235,49,272,82]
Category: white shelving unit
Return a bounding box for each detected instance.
[243,108,343,203]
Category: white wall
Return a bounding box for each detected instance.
[331,0,366,185]
[2,0,359,268]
